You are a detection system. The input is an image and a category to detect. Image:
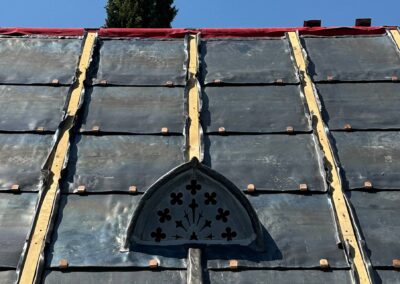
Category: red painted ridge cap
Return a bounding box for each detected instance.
[98,28,188,38]
[200,26,391,38]
[0,26,397,38]
[0,27,85,36]
[99,26,395,38]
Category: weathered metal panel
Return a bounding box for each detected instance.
[317,83,400,130]
[201,86,311,133]
[81,86,186,134]
[206,194,347,268]
[47,193,347,269]
[0,37,81,84]
[0,85,68,132]
[63,135,186,193]
[47,194,187,268]
[44,270,187,284]
[347,191,400,267]
[301,35,400,82]
[208,269,353,284]
[200,38,299,84]
[0,270,17,284]
[0,134,53,192]
[0,193,37,268]
[203,134,327,191]
[374,270,400,284]
[331,132,400,190]
[93,39,187,86]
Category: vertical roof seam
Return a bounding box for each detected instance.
[287,31,372,284]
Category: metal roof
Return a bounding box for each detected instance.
[0,26,398,284]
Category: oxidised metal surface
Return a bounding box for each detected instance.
[80,86,186,134]
[0,37,81,84]
[0,270,17,284]
[347,191,400,267]
[208,270,353,283]
[187,248,203,284]
[201,85,310,133]
[200,38,299,84]
[63,135,186,193]
[374,270,400,284]
[47,194,187,268]
[206,193,347,269]
[301,35,400,82]
[47,193,347,269]
[0,85,68,131]
[317,83,400,130]
[92,39,187,86]
[203,134,327,192]
[331,132,400,190]
[0,192,38,268]
[0,134,54,192]
[44,270,187,284]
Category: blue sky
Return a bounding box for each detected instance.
[0,0,398,28]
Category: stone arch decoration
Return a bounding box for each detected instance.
[123,158,264,250]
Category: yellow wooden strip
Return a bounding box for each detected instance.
[288,31,371,284]
[19,32,96,284]
[188,34,201,160]
[390,29,400,50]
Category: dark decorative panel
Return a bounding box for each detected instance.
[347,191,400,267]
[201,86,310,133]
[0,85,68,132]
[93,39,187,86]
[81,86,186,134]
[0,193,37,268]
[200,38,299,84]
[125,159,263,248]
[204,134,326,192]
[63,135,186,193]
[0,134,53,192]
[331,132,400,190]
[0,37,81,84]
[317,83,400,130]
[302,35,400,82]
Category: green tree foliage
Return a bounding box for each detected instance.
[105,0,178,28]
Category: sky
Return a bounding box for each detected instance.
[0,0,398,28]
